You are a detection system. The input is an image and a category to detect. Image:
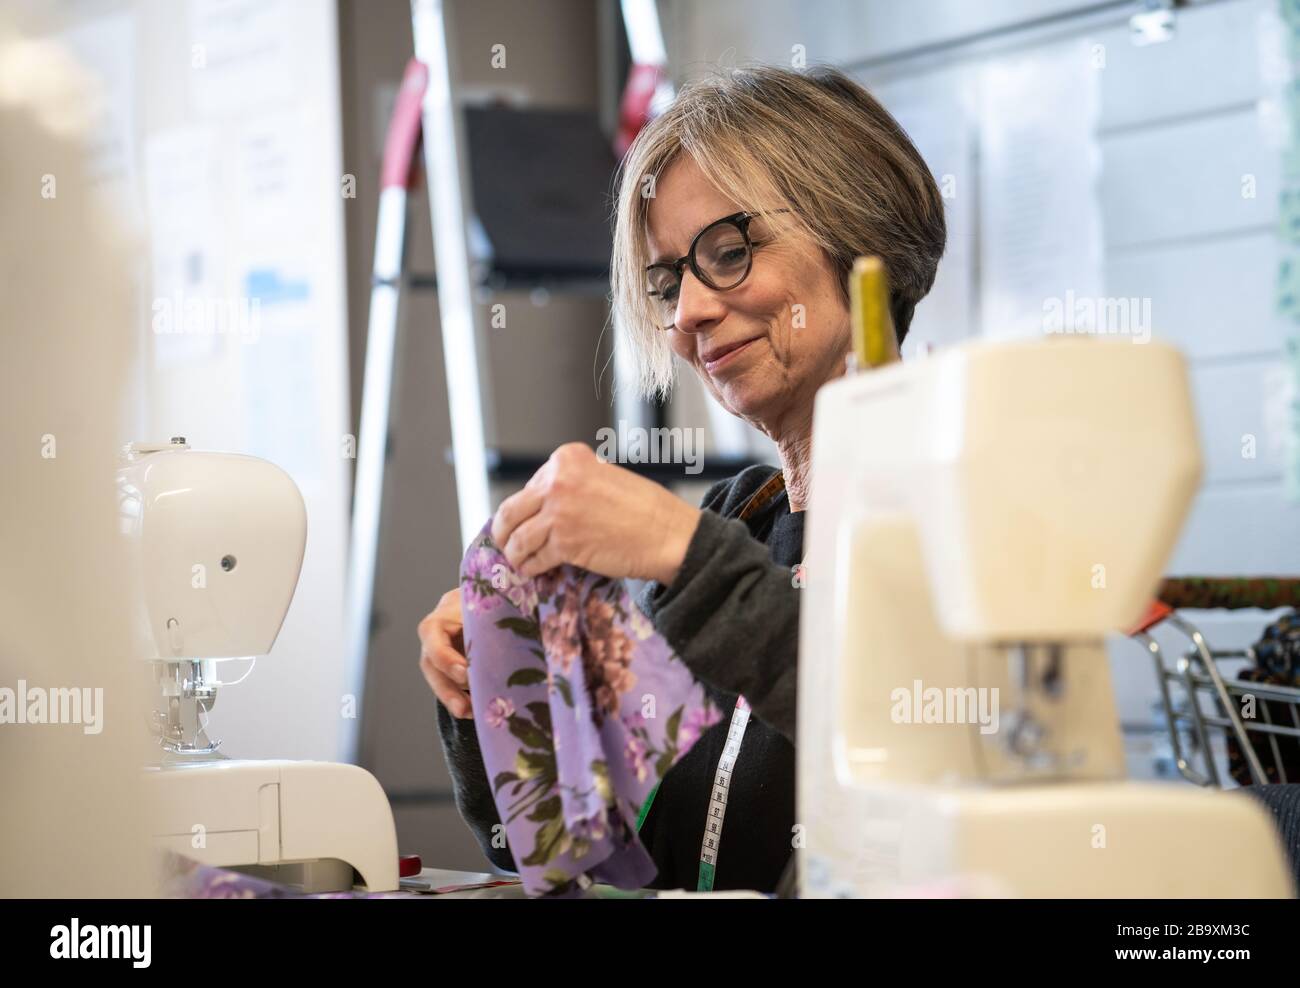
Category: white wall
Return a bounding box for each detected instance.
[46,0,354,762]
[659,0,1104,73]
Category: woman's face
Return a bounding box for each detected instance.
[645,156,851,440]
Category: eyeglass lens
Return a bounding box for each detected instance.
[647,217,753,328]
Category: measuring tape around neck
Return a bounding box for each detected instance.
[697,694,751,892]
[689,473,779,891]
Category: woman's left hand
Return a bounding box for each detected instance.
[491,442,702,585]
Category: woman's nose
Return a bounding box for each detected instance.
[672,269,727,334]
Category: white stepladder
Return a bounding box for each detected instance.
[344,0,686,766]
[343,0,493,763]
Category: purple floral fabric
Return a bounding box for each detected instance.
[460,521,723,897]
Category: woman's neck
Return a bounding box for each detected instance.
[759,341,853,512]
[768,350,849,512]
[775,423,813,512]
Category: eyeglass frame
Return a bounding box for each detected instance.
[645,208,790,330]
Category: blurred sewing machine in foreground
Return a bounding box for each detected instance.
[799,337,1294,897]
[118,439,398,893]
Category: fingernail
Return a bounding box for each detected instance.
[452,664,468,685]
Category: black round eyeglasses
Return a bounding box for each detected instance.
[645,209,788,330]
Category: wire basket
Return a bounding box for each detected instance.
[1133,581,1300,789]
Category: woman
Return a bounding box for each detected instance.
[418,63,946,893]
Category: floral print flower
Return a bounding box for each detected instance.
[675,703,721,751]
[533,568,562,602]
[582,596,637,721]
[460,547,502,613]
[624,735,650,783]
[541,594,582,673]
[498,566,538,614]
[485,695,514,728]
[570,806,609,843]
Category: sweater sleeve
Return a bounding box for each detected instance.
[434,699,518,874]
[639,508,801,743]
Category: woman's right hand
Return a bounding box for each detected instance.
[418,588,472,719]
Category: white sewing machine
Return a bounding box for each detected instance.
[118,439,399,893]
[798,338,1294,897]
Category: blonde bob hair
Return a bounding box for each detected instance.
[610,64,946,399]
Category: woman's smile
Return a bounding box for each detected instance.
[701,335,761,375]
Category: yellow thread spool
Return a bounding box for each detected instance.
[849,256,899,369]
